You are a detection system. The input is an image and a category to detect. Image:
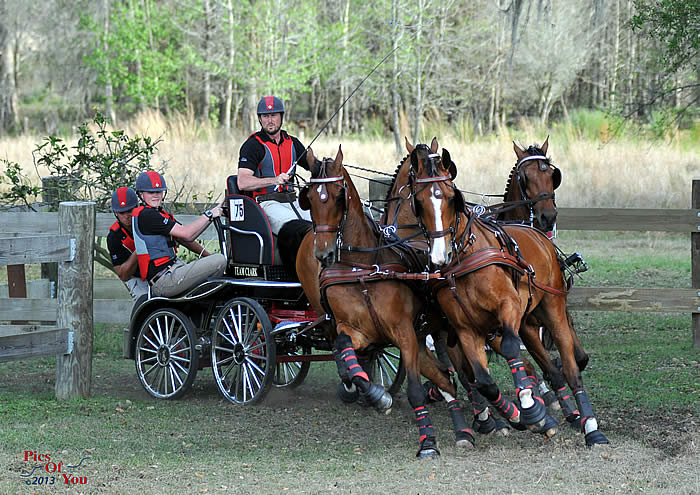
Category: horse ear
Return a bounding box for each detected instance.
[334,144,343,167]
[430,137,439,154]
[552,167,561,190]
[306,147,316,171]
[541,136,549,156]
[405,137,414,153]
[442,148,457,180]
[299,186,311,211]
[513,141,526,161]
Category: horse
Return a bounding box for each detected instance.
[381,140,553,437]
[382,139,562,437]
[297,145,483,458]
[497,139,591,420]
[407,140,609,447]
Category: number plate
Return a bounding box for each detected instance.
[229,198,244,221]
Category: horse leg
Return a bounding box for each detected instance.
[499,323,557,435]
[418,346,476,449]
[332,331,392,412]
[567,309,589,372]
[535,301,609,447]
[519,321,581,428]
[437,335,510,437]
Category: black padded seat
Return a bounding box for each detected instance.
[225,175,279,265]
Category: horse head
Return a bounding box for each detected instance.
[509,137,560,232]
[407,138,463,267]
[299,145,347,267]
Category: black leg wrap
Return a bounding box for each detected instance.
[573,388,609,446]
[446,400,475,447]
[507,358,533,394]
[491,393,525,430]
[556,386,581,429]
[360,382,392,412]
[423,381,445,404]
[336,381,359,403]
[472,412,496,434]
[414,406,440,458]
[333,336,370,384]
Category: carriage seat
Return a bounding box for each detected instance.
[225,175,281,266]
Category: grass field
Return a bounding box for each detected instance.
[0,231,698,494]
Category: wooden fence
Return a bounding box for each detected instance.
[0,202,95,399]
[1,180,699,349]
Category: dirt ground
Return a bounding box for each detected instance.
[1,357,699,495]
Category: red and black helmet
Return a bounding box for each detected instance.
[257,96,285,115]
[135,171,167,192]
[111,187,138,212]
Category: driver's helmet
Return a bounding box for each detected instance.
[135,171,167,192]
[257,96,285,115]
[111,187,138,212]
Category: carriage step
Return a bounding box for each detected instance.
[271,320,309,335]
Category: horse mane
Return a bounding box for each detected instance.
[503,144,550,200]
[384,153,410,204]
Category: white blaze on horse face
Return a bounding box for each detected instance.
[429,185,448,266]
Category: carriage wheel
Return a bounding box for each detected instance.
[211,297,276,405]
[366,346,405,396]
[273,345,311,388]
[135,308,199,400]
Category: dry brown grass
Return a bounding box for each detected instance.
[1,110,697,208]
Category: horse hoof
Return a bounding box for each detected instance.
[417,448,440,459]
[337,382,359,403]
[534,414,558,438]
[360,383,393,412]
[455,429,475,448]
[416,438,440,459]
[585,430,610,447]
[495,426,511,437]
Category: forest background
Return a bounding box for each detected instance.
[0,0,697,210]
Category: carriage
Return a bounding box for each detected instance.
[122,175,403,404]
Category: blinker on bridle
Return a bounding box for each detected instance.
[308,159,346,237]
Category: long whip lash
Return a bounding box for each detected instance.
[294,45,400,169]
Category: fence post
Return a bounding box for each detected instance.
[55,201,96,400]
[693,179,700,349]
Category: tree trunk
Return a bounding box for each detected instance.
[0,0,19,133]
[102,0,116,123]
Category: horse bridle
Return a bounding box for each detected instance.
[514,154,560,226]
[409,149,472,258]
[307,158,349,262]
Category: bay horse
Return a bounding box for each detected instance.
[382,141,561,438]
[381,140,553,437]
[497,139,591,421]
[297,146,486,458]
[407,140,609,447]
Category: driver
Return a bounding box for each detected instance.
[236,96,314,273]
[132,171,226,297]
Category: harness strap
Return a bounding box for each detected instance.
[359,277,385,335]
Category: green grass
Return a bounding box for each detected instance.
[1,232,698,493]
